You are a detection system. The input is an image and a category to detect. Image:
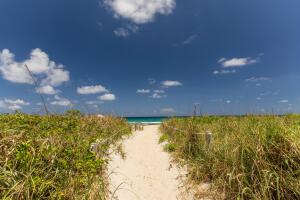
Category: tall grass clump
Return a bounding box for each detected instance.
[161,115,300,199]
[0,113,131,199]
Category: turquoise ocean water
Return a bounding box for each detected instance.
[125,117,170,124]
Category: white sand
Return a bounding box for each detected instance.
[108,125,192,200]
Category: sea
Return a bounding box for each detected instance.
[125,116,170,124]
[125,116,189,124]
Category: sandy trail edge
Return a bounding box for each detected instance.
[108,125,193,200]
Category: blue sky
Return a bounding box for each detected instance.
[0,0,300,116]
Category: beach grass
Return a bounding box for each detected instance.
[160,115,300,199]
[0,112,131,199]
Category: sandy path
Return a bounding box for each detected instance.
[108,125,191,200]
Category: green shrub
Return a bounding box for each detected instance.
[0,113,131,200]
[161,115,300,199]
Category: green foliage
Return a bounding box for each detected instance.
[64,109,83,117]
[0,113,131,200]
[163,143,177,152]
[161,115,300,199]
[158,133,169,144]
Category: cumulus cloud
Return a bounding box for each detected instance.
[0,48,70,94]
[50,95,72,106]
[219,57,258,68]
[36,85,60,95]
[161,80,182,87]
[98,93,116,101]
[77,85,108,95]
[137,89,151,93]
[104,0,176,24]
[0,98,30,110]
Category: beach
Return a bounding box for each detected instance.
[108,125,191,200]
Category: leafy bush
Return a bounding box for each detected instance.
[64,109,83,117]
[0,113,131,199]
[161,115,300,199]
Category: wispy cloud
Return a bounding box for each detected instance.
[260,90,280,96]
[148,78,156,85]
[160,107,175,114]
[245,77,271,82]
[137,89,151,94]
[0,98,30,110]
[114,24,139,37]
[161,80,182,88]
[153,89,165,93]
[182,34,198,45]
[213,56,259,75]
[150,93,166,99]
[104,0,176,24]
[279,99,289,103]
[114,27,130,37]
[213,69,236,75]
[219,57,258,68]
[85,100,103,105]
[77,85,108,95]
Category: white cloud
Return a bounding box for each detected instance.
[256,97,262,100]
[150,93,166,99]
[226,100,231,104]
[36,85,60,95]
[98,93,116,101]
[219,57,258,68]
[218,57,226,63]
[0,98,30,110]
[161,80,182,87]
[50,95,72,106]
[0,48,70,94]
[77,85,108,95]
[213,69,236,75]
[41,67,69,87]
[114,24,139,37]
[137,89,151,93]
[279,99,288,103]
[160,107,175,114]
[153,89,165,93]
[0,49,32,84]
[182,34,198,45]
[114,27,130,37]
[245,77,271,82]
[85,100,103,105]
[104,0,176,24]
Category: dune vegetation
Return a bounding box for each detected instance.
[0,112,131,199]
[160,115,300,199]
